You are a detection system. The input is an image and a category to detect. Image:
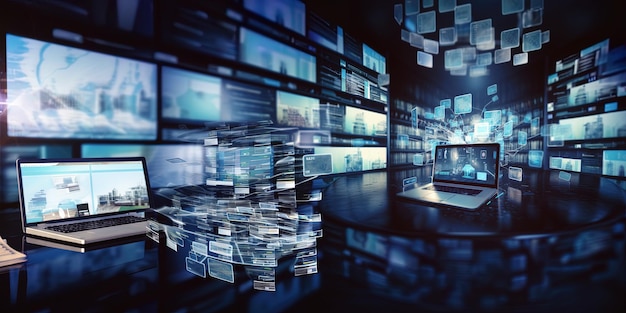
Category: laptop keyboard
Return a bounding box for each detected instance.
[423,185,482,196]
[46,216,146,233]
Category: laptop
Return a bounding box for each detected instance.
[16,157,152,246]
[397,143,501,210]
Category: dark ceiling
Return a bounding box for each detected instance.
[303,0,624,96]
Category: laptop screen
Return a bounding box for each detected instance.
[432,143,500,188]
[17,157,152,225]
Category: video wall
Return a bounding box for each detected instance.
[0,0,389,205]
[546,38,626,178]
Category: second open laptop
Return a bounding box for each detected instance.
[397,143,501,210]
[16,157,152,246]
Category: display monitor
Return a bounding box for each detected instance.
[307,11,344,53]
[161,66,221,123]
[276,91,320,128]
[312,146,386,174]
[602,150,626,177]
[362,44,386,74]
[239,28,316,83]
[81,143,205,188]
[344,106,387,136]
[5,34,157,140]
[243,0,306,35]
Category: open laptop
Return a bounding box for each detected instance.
[397,143,501,210]
[16,157,152,246]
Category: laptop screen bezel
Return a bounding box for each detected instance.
[16,157,153,228]
[431,143,500,188]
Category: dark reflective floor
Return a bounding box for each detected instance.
[1,170,625,312]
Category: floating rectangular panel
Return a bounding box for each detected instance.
[401,29,411,42]
[541,30,550,44]
[440,99,452,108]
[502,0,524,15]
[500,28,520,49]
[439,27,457,46]
[494,48,511,64]
[439,0,456,13]
[476,52,493,66]
[455,3,472,24]
[513,52,528,66]
[469,65,488,77]
[394,4,404,24]
[470,19,492,45]
[417,11,436,34]
[462,46,477,62]
[522,30,542,52]
[476,28,495,50]
[487,84,497,95]
[450,66,467,76]
[522,8,543,28]
[445,48,464,69]
[417,51,433,68]
[405,0,420,15]
[409,32,424,48]
[454,93,473,114]
[423,38,439,54]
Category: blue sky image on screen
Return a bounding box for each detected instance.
[6,34,157,140]
[239,28,316,83]
[161,66,221,122]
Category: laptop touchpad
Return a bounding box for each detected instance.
[419,192,454,202]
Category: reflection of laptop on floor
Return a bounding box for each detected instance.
[17,157,152,246]
[397,143,500,210]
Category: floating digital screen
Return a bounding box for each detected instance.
[494,48,512,64]
[513,52,528,66]
[502,0,524,15]
[434,105,445,121]
[5,34,158,140]
[418,51,434,68]
[362,44,386,74]
[454,93,473,114]
[344,106,387,136]
[470,19,492,46]
[454,3,472,24]
[81,143,205,188]
[243,0,306,35]
[522,8,543,28]
[439,27,457,45]
[501,28,520,49]
[276,91,320,128]
[528,150,544,168]
[445,48,464,69]
[416,11,436,34]
[239,28,316,83]
[522,30,542,52]
[161,66,221,123]
[439,0,456,13]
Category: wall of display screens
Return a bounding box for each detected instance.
[0,0,389,205]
